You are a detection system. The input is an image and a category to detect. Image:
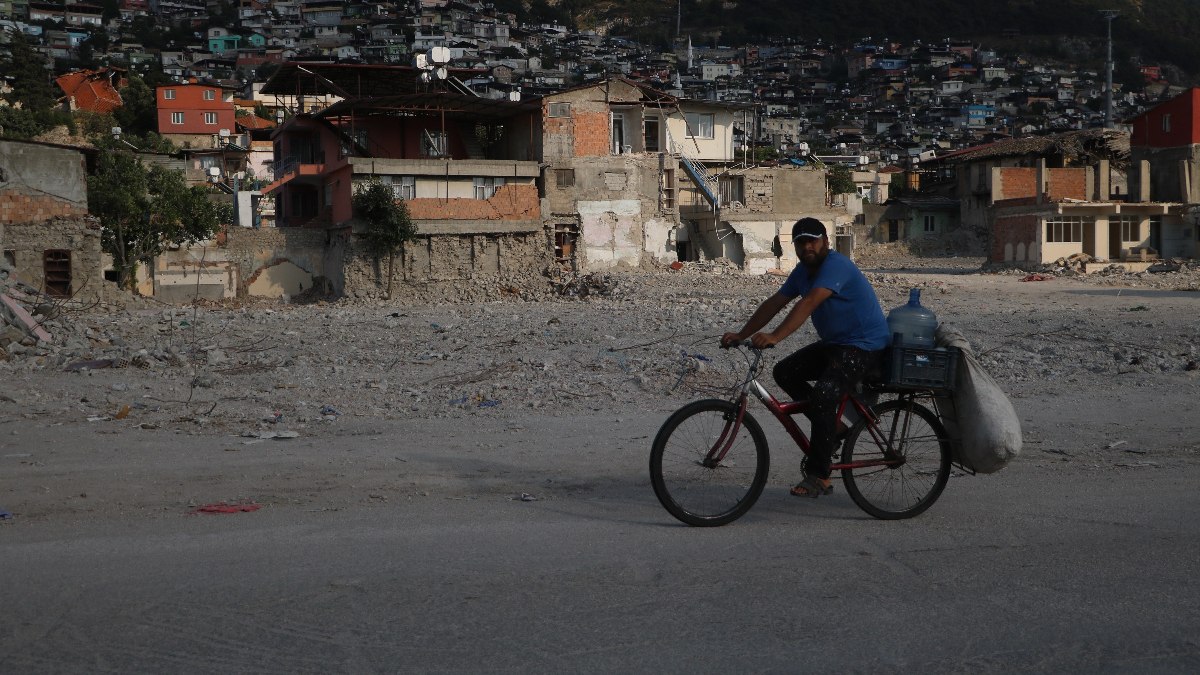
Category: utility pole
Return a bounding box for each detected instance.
[1100,10,1119,129]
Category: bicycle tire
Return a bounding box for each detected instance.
[840,398,951,520]
[649,399,770,527]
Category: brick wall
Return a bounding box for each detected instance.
[996,167,1087,201]
[997,168,1037,200]
[0,192,88,225]
[991,213,1039,262]
[405,183,539,221]
[1046,168,1087,201]
[572,111,611,157]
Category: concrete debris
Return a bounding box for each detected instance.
[0,248,1198,437]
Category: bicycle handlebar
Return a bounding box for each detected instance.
[721,338,773,350]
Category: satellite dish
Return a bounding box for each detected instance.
[219,128,230,137]
[414,53,428,69]
[429,46,450,65]
[208,167,221,177]
[435,66,448,80]
[111,126,122,136]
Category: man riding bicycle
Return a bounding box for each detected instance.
[721,217,891,498]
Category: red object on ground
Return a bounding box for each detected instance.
[669,261,684,270]
[1020,274,1053,282]
[191,502,262,515]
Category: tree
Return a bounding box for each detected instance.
[115,74,159,138]
[827,163,856,196]
[88,144,226,290]
[353,178,417,299]
[0,32,59,112]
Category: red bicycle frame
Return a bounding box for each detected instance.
[703,382,908,472]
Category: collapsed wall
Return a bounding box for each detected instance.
[341,229,553,303]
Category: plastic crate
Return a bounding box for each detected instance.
[886,345,960,391]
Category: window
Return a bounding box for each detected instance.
[421,129,448,157]
[163,89,175,100]
[644,117,660,152]
[1162,114,1171,133]
[204,112,218,125]
[923,215,937,233]
[611,113,629,154]
[719,175,743,205]
[1115,216,1140,242]
[685,112,715,139]
[554,223,578,262]
[548,102,571,118]
[555,168,575,187]
[384,175,415,200]
[473,176,505,199]
[203,89,215,100]
[171,112,184,125]
[661,168,676,211]
[1045,216,1087,242]
[43,250,71,297]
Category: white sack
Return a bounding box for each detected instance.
[935,324,1022,473]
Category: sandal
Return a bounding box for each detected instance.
[790,475,833,498]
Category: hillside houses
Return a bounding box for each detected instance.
[3,0,1200,302]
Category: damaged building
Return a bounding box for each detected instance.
[0,139,103,302]
[541,78,850,276]
[256,61,548,299]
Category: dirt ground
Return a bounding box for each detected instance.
[2,252,1199,524]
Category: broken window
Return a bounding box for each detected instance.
[661,168,676,211]
[43,250,71,297]
[421,129,448,157]
[611,113,628,154]
[554,224,578,263]
[555,169,575,187]
[644,117,660,152]
[548,102,571,118]
[719,175,744,206]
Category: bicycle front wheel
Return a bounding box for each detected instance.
[649,399,770,527]
[841,398,951,520]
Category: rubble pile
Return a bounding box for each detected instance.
[2,263,1197,440]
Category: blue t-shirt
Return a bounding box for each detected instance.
[778,250,891,351]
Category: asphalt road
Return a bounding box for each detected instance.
[3,408,1199,673]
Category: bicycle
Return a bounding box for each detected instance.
[649,340,955,526]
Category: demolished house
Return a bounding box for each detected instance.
[0,139,102,301]
[256,61,546,299]
[1,138,102,356]
[917,128,1193,268]
[540,77,848,276]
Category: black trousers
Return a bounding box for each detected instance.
[772,342,886,480]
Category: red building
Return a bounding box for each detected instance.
[1129,86,1200,205]
[156,81,237,148]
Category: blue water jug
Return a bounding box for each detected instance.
[887,288,937,348]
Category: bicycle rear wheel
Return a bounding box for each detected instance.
[649,399,770,527]
[840,398,950,520]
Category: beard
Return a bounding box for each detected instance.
[801,247,829,269]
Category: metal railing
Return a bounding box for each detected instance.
[672,141,720,212]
